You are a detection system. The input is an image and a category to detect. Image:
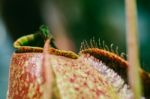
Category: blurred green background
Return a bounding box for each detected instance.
[0,0,150,98]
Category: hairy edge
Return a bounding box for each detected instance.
[81,54,133,99]
[80,48,128,83]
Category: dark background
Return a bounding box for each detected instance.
[0,0,150,98]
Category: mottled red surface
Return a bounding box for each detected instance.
[49,55,118,99]
[7,53,46,99]
[8,52,119,99]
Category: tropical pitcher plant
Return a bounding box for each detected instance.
[7,26,150,99]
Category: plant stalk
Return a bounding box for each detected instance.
[125,0,143,98]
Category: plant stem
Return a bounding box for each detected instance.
[125,0,143,98]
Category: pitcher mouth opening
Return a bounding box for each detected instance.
[13,25,57,53]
